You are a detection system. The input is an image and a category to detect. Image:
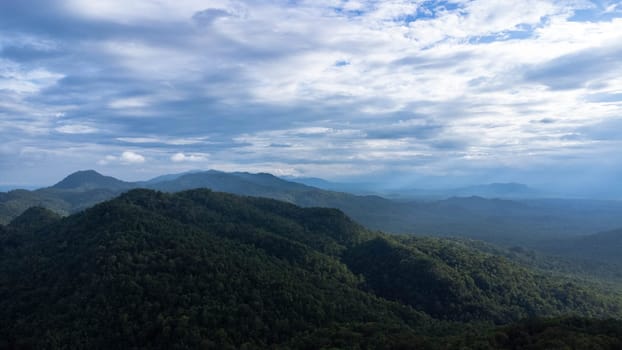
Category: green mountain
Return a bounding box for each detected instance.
[5,170,622,250]
[2,189,622,348]
[0,170,135,224]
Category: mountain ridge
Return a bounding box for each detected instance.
[4,169,622,250]
[4,188,622,348]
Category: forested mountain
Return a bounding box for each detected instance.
[0,170,134,224]
[539,228,622,266]
[4,170,622,249]
[2,189,622,348]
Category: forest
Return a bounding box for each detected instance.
[3,188,622,349]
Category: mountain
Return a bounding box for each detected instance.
[51,169,134,191]
[282,176,377,194]
[146,172,622,246]
[283,177,542,200]
[7,206,61,233]
[141,170,203,185]
[375,182,542,200]
[150,170,313,195]
[539,228,622,266]
[0,189,430,348]
[3,189,622,348]
[5,170,622,250]
[0,170,136,224]
[450,182,540,198]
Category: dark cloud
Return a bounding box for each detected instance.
[393,51,473,70]
[365,119,444,139]
[192,9,233,26]
[532,118,556,124]
[524,44,622,90]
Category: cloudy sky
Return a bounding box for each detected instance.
[1,0,622,192]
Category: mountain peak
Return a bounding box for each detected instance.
[8,206,61,232]
[52,170,130,190]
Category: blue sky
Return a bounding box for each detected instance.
[1,0,622,193]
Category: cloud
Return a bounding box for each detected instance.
[192,8,233,26]
[170,152,208,162]
[117,136,209,145]
[524,43,622,90]
[121,151,145,163]
[99,151,145,165]
[108,96,151,109]
[55,124,98,134]
[2,0,622,191]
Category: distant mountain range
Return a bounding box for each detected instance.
[283,177,543,199]
[4,169,622,248]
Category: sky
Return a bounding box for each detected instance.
[1,0,622,194]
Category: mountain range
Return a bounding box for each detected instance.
[3,188,622,348]
[4,170,622,249]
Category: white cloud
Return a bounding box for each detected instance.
[121,151,146,163]
[171,152,208,162]
[55,124,98,134]
[99,151,146,165]
[117,136,209,145]
[63,0,229,23]
[0,61,64,94]
[108,96,151,109]
[97,155,118,165]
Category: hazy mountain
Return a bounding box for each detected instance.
[145,172,622,246]
[149,170,313,195]
[0,185,40,192]
[51,169,134,191]
[141,170,203,185]
[450,182,541,197]
[5,170,622,250]
[282,176,377,194]
[3,189,622,348]
[374,182,544,200]
[282,175,543,200]
[539,227,622,266]
[0,170,135,224]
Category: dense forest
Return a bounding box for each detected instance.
[2,188,622,348]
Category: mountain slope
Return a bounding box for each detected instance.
[345,236,622,323]
[0,189,434,348]
[3,189,622,348]
[540,228,622,266]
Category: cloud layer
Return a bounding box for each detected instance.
[1,0,622,192]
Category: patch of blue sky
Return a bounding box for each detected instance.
[586,92,622,103]
[468,29,534,44]
[331,6,366,18]
[398,0,462,23]
[569,1,622,22]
